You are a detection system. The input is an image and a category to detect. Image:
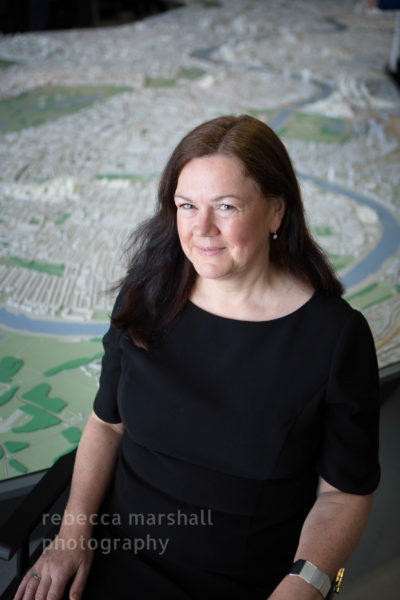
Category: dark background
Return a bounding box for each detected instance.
[0,0,184,33]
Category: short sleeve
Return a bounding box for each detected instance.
[93,293,124,424]
[317,310,380,494]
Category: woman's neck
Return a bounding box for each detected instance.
[190,267,313,322]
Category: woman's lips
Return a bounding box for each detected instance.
[196,246,225,256]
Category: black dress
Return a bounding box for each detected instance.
[82,293,380,599]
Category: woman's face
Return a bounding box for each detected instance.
[174,154,284,282]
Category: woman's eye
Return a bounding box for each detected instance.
[180,203,193,210]
[219,204,234,211]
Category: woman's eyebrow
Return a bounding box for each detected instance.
[174,193,244,203]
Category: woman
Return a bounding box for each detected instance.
[16,115,380,600]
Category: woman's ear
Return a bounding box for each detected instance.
[271,197,286,231]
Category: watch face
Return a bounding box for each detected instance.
[290,559,306,575]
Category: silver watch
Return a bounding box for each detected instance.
[288,559,332,598]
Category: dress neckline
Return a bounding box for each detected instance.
[186,292,317,325]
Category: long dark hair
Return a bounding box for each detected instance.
[112,114,343,347]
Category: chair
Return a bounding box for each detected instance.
[0,449,76,600]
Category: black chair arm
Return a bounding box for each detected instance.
[0,449,76,573]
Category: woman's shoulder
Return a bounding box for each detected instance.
[312,292,358,318]
[309,292,372,342]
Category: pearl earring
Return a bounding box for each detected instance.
[272,231,278,240]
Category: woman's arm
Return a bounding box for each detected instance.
[267,478,375,599]
[14,410,125,600]
[61,410,124,527]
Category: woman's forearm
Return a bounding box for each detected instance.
[59,410,124,537]
[293,479,375,579]
[268,478,375,599]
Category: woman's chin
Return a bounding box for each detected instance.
[192,262,231,280]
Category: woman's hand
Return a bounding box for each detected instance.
[14,530,94,600]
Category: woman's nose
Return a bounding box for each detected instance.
[193,209,219,236]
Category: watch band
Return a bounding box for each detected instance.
[288,559,332,598]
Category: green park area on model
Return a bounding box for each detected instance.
[4,441,29,453]
[92,310,110,321]
[55,212,71,225]
[22,383,67,413]
[8,459,28,474]
[44,351,104,377]
[96,172,159,182]
[178,67,208,80]
[0,58,19,67]
[12,404,61,433]
[0,84,132,133]
[145,67,207,88]
[313,226,333,236]
[345,282,399,311]
[278,114,353,144]
[0,326,103,479]
[0,386,18,406]
[1,256,65,277]
[328,253,355,273]
[62,427,82,444]
[145,76,177,87]
[0,356,23,382]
